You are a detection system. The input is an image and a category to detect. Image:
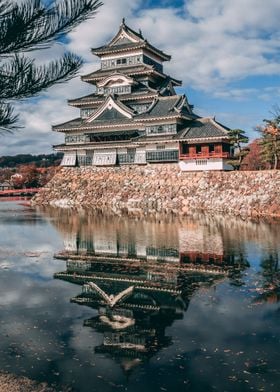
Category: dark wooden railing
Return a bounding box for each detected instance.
[180,152,230,160]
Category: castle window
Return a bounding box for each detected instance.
[182,143,189,154]
[77,155,92,166]
[65,134,88,144]
[102,55,144,69]
[81,108,94,118]
[116,58,127,65]
[130,104,149,113]
[103,85,131,95]
[146,124,176,135]
[196,159,208,166]
[146,150,178,162]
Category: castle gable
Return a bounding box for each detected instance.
[93,107,129,122]
[86,96,133,123]
[97,74,134,88]
[109,18,144,47]
[111,36,133,46]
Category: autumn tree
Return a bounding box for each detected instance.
[227,129,249,170]
[10,173,25,189]
[0,0,102,133]
[240,139,265,171]
[0,167,14,184]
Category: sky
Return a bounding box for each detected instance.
[1,0,280,156]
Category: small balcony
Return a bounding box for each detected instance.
[180,151,231,160]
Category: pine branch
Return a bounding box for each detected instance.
[0,1,12,16]
[0,0,103,55]
[0,102,19,133]
[0,53,83,100]
[0,0,103,132]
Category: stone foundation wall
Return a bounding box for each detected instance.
[32,164,280,218]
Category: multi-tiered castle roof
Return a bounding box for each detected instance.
[54,19,233,171]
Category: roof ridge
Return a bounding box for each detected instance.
[145,97,159,113]
[200,116,214,122]
[104,19,145,48]
[122,21,144,40]
[52,117,83,131]
[209,117,230,133]
[157,94,181,101]
[115,96,135,114]
[172,96,184,112]
[181,94,193,114]
[91,20,171,60]
[177,95,186,110]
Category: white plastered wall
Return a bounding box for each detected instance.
[179,159,233,171]
[145,142,178,151]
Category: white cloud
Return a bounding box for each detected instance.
[132,0,280,89]
[213,86,280,103]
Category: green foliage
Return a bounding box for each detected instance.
[0,0,102,132]
[227,128,249,170]
[228,129,249,147]
[0,153,63,168]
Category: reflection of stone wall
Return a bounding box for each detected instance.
[178,223,224,256]
[43,207,280,265]
[65,216,226,258]
[48,209,180,259]
[33,165,280,218]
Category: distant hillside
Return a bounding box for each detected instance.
[0,153,63,168]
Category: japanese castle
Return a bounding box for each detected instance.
[54,19,233,171]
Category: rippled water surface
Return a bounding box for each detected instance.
[0,200,279,392]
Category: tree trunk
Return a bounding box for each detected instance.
[274,153,278,170]
[273,138,278,170]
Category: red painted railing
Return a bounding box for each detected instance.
[180,152,230,160]
[0,188,41,197]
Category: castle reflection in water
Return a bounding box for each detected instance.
[47,209,255,371]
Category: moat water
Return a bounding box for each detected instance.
[0,200,279,392]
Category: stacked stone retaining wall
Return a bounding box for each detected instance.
[32,164,280,218]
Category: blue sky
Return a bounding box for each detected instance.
[1,0,280,155]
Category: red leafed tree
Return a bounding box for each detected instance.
[10,165,60,188]
[10,173,25,189]
[0,168,14,184]
[240,139,266,171]
[10,164,40,188]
